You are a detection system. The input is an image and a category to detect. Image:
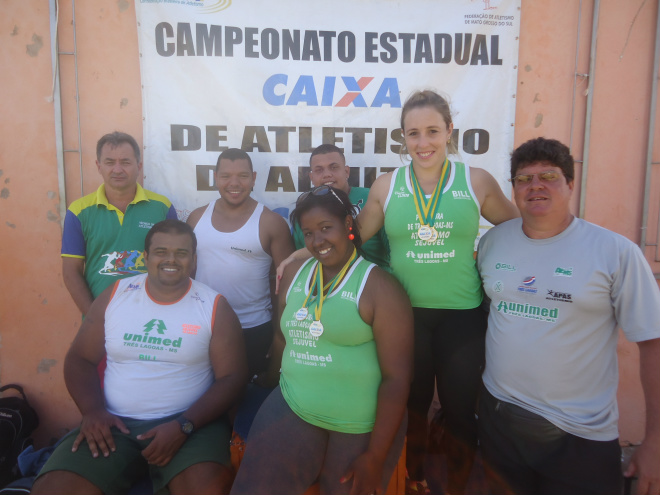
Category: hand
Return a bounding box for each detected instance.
[275,253,297,294]
[625,440,660,495]
[137,420,187,467]
[340,451,385,495]
[72,409,129,458]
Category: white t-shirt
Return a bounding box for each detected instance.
[477,217,660,440]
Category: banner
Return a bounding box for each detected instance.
[136,0,521,222]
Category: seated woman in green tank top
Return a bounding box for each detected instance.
[231,185,413,495]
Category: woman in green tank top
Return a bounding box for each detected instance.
[232,186,413,495]
[356,90,520,495]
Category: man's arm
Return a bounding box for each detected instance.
[263,208,295,270]
[263,209,295,307]
[62,257,94,315]
[185,206,206,279]
[625,338,660,495]
[261,210,294,379]
[138,295,248,466]
[64,283,129,457]
[185,206,205,230]
[61,208,94,314]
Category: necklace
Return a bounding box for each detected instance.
[409,158,450,242]
[296,248,358,337]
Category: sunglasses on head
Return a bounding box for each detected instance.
[296,185,344,206]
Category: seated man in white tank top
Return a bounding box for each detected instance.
[32,220,247,495]
[187,148,294,379]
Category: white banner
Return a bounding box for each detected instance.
[136,0,521,222]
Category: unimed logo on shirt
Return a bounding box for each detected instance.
[122,319,183,351]
[394,187,409,199]
[496,301,559,323]
[144,319,166,334]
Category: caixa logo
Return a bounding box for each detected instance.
[263,75,401,107]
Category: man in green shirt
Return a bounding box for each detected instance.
[292,144,390,270]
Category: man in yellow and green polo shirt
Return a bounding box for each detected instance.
[61,132,177,316]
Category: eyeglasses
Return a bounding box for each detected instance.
[296,185,344,206]
[509,171,564,186]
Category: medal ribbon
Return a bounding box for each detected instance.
[301,248,357,323]
[300,265,328,309]
[410,158,450,228]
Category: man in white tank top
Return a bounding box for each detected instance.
[187,149,294,378]
[32,220,247,495]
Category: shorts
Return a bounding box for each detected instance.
[37,414,232,495]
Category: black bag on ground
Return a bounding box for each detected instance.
[0,385,39,488]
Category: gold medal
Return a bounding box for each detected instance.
[309,320,324,337]
[295,307,309,321]
[410,159,450,239]
[299,248,358,340]
[418,225,434,241]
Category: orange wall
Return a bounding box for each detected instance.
[1,1,78,445]
[1,0,658,448]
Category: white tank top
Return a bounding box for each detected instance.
[103,274,218,420]
[194,200,272,328]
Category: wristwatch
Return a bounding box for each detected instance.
[175,415,194,436]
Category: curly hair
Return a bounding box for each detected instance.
[510,137,574,182]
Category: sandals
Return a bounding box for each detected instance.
[405,478,431,495]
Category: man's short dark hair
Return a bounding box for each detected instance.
[144,219,197,255]
[216,148,253,172]
[510,137,574,182]
[309,144,345,166]
[96,132,141,163]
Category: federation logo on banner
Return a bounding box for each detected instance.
[141,0,231,13]
[136,0,521,221]
[198,0,231,13]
